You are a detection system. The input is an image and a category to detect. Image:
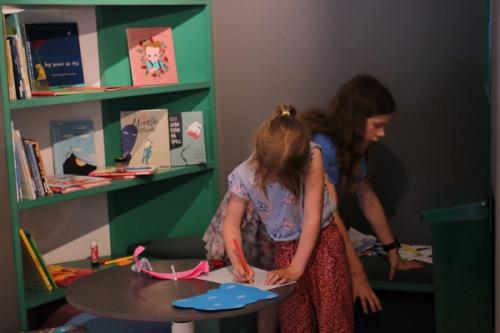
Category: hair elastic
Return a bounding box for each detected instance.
[281,109,291,116]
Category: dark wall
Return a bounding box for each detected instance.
[213,0,489,243]
[0,102,20,331]
[491,0,499,330]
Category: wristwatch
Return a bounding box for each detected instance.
[382,238,401,252]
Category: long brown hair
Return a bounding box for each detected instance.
[252,104,311,199]
[301,75,395,192]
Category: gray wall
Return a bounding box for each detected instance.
[212,0,489,244]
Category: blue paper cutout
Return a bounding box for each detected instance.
[173,283,278,311]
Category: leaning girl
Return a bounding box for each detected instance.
[220,104,353,332]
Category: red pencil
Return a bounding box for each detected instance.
[232,239,250,275]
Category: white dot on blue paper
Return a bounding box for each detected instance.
[236,294,247,299]
[265,295,274,299]
[213,303,222,307]
[207,296,218,300]
[225,285,236,290]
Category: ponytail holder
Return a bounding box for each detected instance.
[281,109,291,116]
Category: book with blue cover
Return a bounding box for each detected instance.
[24,22,84,90]
[168,111,206,166]
[50,120,97,175]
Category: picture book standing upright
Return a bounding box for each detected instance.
[50,120,97,175]
[126,27,178,86]
[24,22,84,90]
[169,111,206,166]
[120,108,170,167]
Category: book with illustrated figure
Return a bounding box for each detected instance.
[120,108,170,167]
[50,120,97,175]
[24,22,84,90]
[168,111,206,166]
[126,26,178,86]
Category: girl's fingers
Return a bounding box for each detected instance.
[360,298,368,314]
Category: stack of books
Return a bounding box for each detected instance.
[89,165,158,179]
[11,125,52,201]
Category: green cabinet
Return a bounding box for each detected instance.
[422,200,493,333]
[0,1,219,331]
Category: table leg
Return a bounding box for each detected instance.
[171,321,194,333]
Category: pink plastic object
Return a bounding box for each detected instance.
[132,245,209,280]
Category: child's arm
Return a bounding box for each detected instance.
[356,181,423,280]
[326,180,382,313]
[266,148,324,284]
[222,193,255,283]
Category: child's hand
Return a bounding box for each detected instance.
[232,263,255,283]
[265,266,301,285]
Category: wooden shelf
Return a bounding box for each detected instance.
[9,82,211,110]
[18,163,214,210]
[0,0,208,6]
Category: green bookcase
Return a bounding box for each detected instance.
[0,1,219,331]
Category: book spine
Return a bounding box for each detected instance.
[4,40,17,100]
[25,231,57,289]
[15,35,32,98]
[23,39,36,92]
[19,228,53,291]
[31,140,53,195]
[10,122,20,201]
[13,130,36,200]
[23,140,44,197]
[6,36,25,99]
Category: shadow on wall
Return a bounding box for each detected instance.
[339,142,408,235]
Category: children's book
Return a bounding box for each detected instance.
[120,109,170,167]
[26,138,53,195]
[25,230,57,289]
[169,111,206,166]
[13,129,37,200]
[89,165,158,179]
[47,264,95,288]
[50,120,97,175]
[6,35,26,99]
[24,22,84,90]
[47,174,111,194]
[126,27,178,86]
[19,228,53,291]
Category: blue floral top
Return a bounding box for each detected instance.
[312,133,367,186]
[227,143,335,242]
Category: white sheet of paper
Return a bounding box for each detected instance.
[197,266,295,290]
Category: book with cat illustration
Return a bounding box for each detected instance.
[126,26,178,86]
[50,120,97,175]
[120,108,170,168]
[169,111,206,166]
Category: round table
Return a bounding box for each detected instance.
[65,259,295,333]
